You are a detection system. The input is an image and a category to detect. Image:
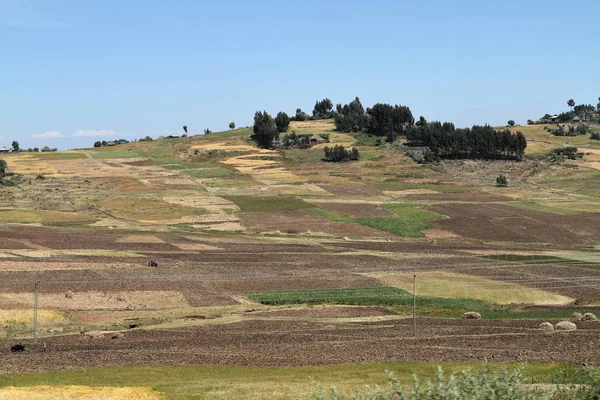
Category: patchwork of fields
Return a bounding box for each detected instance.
[0,120,599,398]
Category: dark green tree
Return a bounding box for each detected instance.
[496,175,508,187]
[229,122,235,130]
[11,141,19,152]
[274,111,290,133]
[93,141,102,147]
[313,98,334,119]
[183,125,188,135]
[334,97,366,132]
[568,99,575,111]
[33,147,39,152]
[366,103,414,137]
[507,120,515,127]
[252,111,279,148]
[0,160,7,177]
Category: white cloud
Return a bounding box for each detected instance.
[0,136,3,140]
[32,131,64,138]
[73,129,116,137]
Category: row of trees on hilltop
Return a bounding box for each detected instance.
[406,120,527,160]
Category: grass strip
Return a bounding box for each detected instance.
[247,287,489,310]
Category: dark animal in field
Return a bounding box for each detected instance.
[147,260,158,267]
[10,344,25,352]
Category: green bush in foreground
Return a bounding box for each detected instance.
[309,364,600,400]
[309,365,537,400]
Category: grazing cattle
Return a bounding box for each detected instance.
[10,344,25,352]
[148,260,158,267]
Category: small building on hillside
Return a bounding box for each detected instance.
[105,141,116,146]
[550,115,560,123]
[0,146,11,153]
[41,146,52,152]
[572,116,581,123]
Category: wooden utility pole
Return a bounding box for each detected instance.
[412,274,416,337]
[33,281,40,342]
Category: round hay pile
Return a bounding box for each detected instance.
[555,321,577,331]
[461,312,482,320]
[539,322,554,332]
[65,290,74,299]
[582,312,598,321]
[571,312,583,321]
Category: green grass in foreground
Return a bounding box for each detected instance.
[224,195,317,213]
[90,150,140,159]
[357,203,445,237]
[247,287,489,310]
[0,362,568,400]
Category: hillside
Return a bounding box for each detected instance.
[1,119,599,241]
[1,120,600,398]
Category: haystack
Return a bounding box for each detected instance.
[571,312,583,321]
[461,312,482,320]
[539,322,554,332]
[65,290,74,299]
[582,312,598,321]
[555,321,577,331]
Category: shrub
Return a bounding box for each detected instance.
[590,131,600,140]
[309,365,539,400]
[229,122,235,130]
[323,145,359,162]
[406,150,423,163]
[496,175,508,187]
[508,120,515,126]
[93,141,101,147]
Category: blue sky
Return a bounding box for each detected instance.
[0,0,598,150]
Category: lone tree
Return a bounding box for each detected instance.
[496,175,508,187]
[229,122,235,130]
[568,99,575,111]
[508,120,515,127]
[183,125,188,135]
[0,160,7,177]
[93,141,102,148]
[274,111,290,133]
[11,141,19,152]
[251,111,279,148]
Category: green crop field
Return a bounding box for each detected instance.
[247,287,489,310]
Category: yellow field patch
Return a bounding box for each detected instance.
[0,210,95,225]
[191,141,271,153]
[95,198,204,221]
[288,119,336,133]
[4,154,58,175]
[366,270,573,305]
[173,243,223,251]
[0,309,67,326]
[0,291,190,311]
[116,235,166,244]
[0,386,161,400]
